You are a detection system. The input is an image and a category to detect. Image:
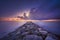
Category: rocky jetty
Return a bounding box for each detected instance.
[0,21,59,40]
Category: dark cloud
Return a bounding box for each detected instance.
[0,0,40,17]
[29,0,60,19]
[0,0,60,19]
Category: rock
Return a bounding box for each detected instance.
[23,35,43,40]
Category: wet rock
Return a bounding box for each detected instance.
[23,35,43,40]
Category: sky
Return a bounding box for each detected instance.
[0,0,60,38]
[0,0,40,17]
[0,0,60,19]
